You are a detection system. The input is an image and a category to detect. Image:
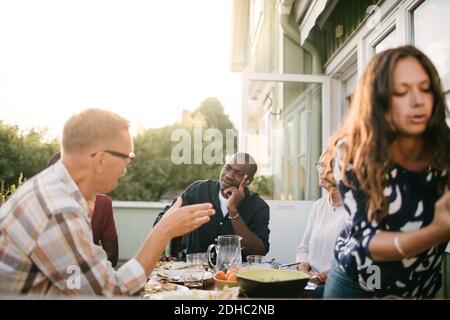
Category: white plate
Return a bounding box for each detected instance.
[152,270,213,282]
[147,287,240,300]
[142,284,189,299]
[154,261,189,270]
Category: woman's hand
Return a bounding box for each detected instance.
[317,270,328,283]
[430,191,450,243]
[297,262,311,274]
[310,270,328,284]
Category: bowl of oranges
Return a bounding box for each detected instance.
[214,269,242,290]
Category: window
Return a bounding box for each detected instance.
[374,28,397,54]
[413,0,450,91]
[342,68,357,118]
[250,0,264,41]
[243,77,326,201]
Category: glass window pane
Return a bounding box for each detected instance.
[287,160,295,200]
[287,118,295,159]
[245,79,322,200]
[251,0,263,34]
[343,71,357,115]
[375,29,397,54]
[414,0,450,90]
[298,156,306,200]
[299,109,309,155]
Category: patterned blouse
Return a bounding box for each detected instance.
[333,142,448,298]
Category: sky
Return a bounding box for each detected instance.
[0,0,242,139]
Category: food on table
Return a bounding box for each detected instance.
[214,266,247,290]
[215,267,247,283]
[147,286,240,300]
[226,272,237,282]
[214,271,226,281]
[238,269,309,282]
[144,279,177,294]
[155,261,189,270]
[152,269,213,283]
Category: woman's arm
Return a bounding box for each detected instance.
[295,201,318,263]
[369,191,450,261]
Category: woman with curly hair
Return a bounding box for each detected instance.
[323,45,450,299]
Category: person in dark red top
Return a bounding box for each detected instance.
[48,152,119,267]
[89,194,119,267]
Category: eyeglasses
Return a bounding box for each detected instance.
[90,150,135,167]
[315,162,326,172]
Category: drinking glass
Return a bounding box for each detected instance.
[246,255,265,267]
[184,252,207,289]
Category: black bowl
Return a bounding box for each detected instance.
[236,268,309,298]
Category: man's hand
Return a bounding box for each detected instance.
[224,175,250,214]
[158,197,215,239]
[135,198,214,276]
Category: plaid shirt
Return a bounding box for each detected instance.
[0,161,146,296]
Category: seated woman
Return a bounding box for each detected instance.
[295,149,347,298]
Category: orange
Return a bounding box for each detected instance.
[226,272,237,282]
[215,271,226,280]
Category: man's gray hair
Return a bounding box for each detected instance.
[62,108,129,153]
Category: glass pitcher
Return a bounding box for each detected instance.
[207,235,243,272]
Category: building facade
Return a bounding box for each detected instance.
[231,0,450,201]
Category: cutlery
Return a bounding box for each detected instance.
[274,262,304,269]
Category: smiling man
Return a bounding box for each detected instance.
[155,153,270,260]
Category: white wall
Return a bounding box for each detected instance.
[265,200,314,264]
[112,201,167,260]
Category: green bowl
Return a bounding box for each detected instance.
[236,268,309,298]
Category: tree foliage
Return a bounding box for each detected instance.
[251,175,275,199]
[0,121,59,191]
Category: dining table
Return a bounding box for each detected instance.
[142,261,312,300]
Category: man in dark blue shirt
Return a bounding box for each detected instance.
[154,153,270,260]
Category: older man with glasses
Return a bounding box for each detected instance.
[0,108,215,296]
